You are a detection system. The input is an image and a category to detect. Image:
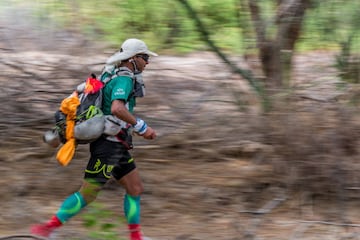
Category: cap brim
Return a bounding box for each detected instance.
[145,50,158,57]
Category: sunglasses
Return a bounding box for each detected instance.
[136,54,150,63]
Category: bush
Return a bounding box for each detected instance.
[261,98,360,198]
[335,35,360,84]
[82,202,126,240]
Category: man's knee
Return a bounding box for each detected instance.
[126,183,144,196]
[127,185,144,196]
[79,180,102,203]
[118,168,144,196]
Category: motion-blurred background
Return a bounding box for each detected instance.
[1,0,360,239]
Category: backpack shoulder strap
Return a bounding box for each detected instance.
[101,66,134,85]
[115,67,134,78]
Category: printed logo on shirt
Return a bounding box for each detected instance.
[114,88,125,96]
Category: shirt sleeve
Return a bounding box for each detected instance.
[110,76,133,102]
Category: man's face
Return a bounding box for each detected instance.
[134,54,149,72]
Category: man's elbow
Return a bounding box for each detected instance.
[111,100,126,116]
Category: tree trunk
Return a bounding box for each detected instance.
[277,0,309,87]
[259,41,282,88]
[249,0,309,88]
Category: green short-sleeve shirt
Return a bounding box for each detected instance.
[101,74,136,115]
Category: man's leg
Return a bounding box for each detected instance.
[56,180,101,222]
[118,168,145,240]
[31,180,101,237]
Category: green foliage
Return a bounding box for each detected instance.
[335,34,360,84]
[82,202,126,240]
[298,0,360,51]
[3,0,359,54]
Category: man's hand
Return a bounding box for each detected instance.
[142,127,156,140]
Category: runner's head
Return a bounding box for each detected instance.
[106,38,158,72]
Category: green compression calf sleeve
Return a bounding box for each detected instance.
[124,194,141,224]
[56,191,87,223]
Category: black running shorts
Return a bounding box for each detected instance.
[84,137,136,185]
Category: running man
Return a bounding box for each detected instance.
[31,38,157,240]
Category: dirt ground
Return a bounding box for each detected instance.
[1,3,360,239]
[1,45,360,240]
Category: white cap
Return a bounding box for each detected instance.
[106,38,158,65]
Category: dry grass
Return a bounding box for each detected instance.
[1,48,360,239]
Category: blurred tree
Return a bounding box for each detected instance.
[248,0,310,88]
[178,0,310,90]
[177,0,266,108]
[7,0,359,89]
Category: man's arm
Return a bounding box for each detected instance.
[111,99,156,140]
[111,99,137,125]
